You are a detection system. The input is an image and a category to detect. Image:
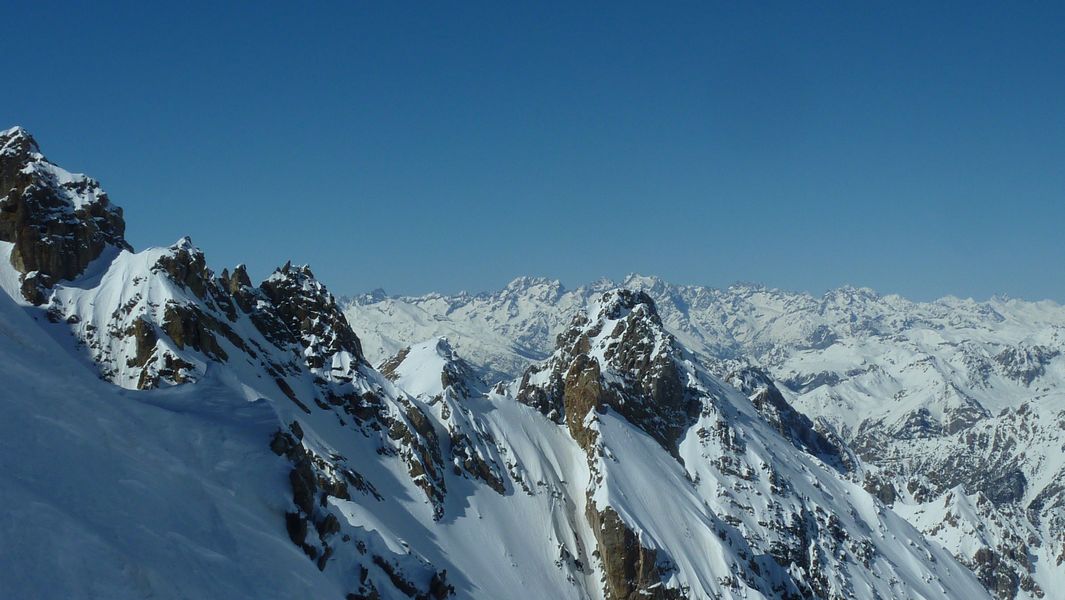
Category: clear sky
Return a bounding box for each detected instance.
[3,2,1063,300]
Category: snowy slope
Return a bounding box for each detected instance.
[0,285,346,599]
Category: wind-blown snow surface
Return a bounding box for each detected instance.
[0,290,341,598]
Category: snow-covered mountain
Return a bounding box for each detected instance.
[345,276,1065,599]
[0,125,1049,599]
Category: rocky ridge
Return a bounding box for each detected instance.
[0,126,130,303]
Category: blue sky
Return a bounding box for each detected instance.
[3,2,1063,300]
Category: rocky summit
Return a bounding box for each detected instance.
[0,127,1059,600]
[0,126,130,303]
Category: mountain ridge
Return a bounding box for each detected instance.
[344,270,1065,599]
[1,126,1056,599]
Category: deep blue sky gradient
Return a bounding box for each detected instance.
[3,2,1063,300]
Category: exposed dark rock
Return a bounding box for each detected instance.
[894,408,944,440]
[18,271,53,305]
[0,127,130,293]
[389,400,447,519]
[727,367,852,472]
[862,473,898,505]
[315,513,340,539]
[428,570,455,599]
[587,505,681,600]
[943,393,991,434]
[984,470,1027,506]
[448,428,506,494]
[284,511,307,546]
[260,263,367,369]
[519,290,699,455]
[780,371,842,393]
[126,316,158,369]
[993,345,1059,386]
[153,237,210,299]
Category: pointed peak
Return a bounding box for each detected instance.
[1,124,37,142]
[230,263,252,288]
[621,273,667,290]
[364,287,388,301]
[826,284,881,301]
[586,276,617,292]
[519,285,693,453]
[0,126,130,281]
[162,237,206,262]
[1,126,45,165]
[726,281,769,294]
[171,236,196,251]
[268,260,318,283]
[589,288,659,323]
[1,125,36,141]
[262,263,331,303]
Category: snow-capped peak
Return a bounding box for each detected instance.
[619,272,669,293]
[0,125,40,157]
[171,235,197,252]
[504,275,563,291]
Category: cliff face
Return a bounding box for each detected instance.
[0,127,129,302]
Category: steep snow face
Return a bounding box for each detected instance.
[345,276,1065,599]
[380,337,484,400]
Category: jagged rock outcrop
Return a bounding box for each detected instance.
[587,507,682,600]
[0,127,130,302]
[725,366,854,472]
[518,289,699,454]
[1,130,463,593]
[260,262,368,373]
